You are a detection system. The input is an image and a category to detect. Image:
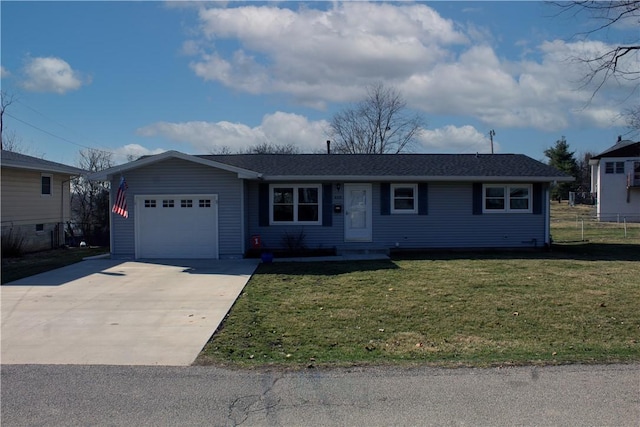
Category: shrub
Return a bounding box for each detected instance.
[281,230,307,254]
[1,228,26,258]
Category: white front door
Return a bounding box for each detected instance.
[344,184,372,242]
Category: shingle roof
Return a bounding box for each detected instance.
[201,153,571,181]
[0,150,85,175]
[591,140,640,159]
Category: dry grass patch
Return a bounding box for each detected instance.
[197,252,640,368]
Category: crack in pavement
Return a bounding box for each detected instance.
[227,373,283,426]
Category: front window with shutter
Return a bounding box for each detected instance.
[270,185,321,224]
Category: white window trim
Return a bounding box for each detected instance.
[483,184,532,214]
[41,174,53,197]
[269,184,322,225]
[390,183,418,214]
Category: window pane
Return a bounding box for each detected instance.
[510,187,529,198]
[41,176,51,195]
[394,187,414,198]
[273,188,294,204]
[273,205,294,222]
[510,198,529,210]
[298,188,318,204]
[605,162,614,173]
[298,205,318,221]
[394,199,415,210]
[485,199,505,210]
[485,187,504,198]
[616,162,625,174]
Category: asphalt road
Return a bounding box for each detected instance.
[2,364,638,426]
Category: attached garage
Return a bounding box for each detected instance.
[135,194,218,259]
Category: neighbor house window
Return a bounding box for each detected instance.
[483,184,532,213]
[181,199,193,208]
[41,175,52,196]
[162,200,174,208]
[35,224,44,232]
[199,199,211,208]
[270,185,321,224]
[605,161,625,174]
[390,184,417,214]
[144,200,156,208]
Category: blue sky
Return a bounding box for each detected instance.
[1,1,638,166]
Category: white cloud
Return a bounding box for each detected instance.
[183,3,635,132]
[112,144,166,165]
[0,66,10,78]
[136,112,330,153]
[419,125,496,153]
[21,57,88,94]
[191,2,467,103]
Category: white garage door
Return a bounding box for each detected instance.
[135,195,218,259]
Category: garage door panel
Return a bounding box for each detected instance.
[136,195,218,259]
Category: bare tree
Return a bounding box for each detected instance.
[552,1,639,97]
[71,149,113,246]
[242,142,300,154]
[328,83,425,154]
[1,90,16,150]
[623,104,640,135]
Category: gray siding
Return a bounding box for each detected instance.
[246,181,547,252]
[111,158,244,258]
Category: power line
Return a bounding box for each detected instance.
[4,111,114,156]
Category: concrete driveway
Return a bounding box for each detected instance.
[1,258,259,366]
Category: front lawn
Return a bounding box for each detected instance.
[197,250,639,368]
[198,204,640,368]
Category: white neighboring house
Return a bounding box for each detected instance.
[589,138,640,222]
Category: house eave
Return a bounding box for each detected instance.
[88,150,262,181]
[2,163,85,176]
[259,175,573,183]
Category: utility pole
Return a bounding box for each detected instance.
[489,129,495,154]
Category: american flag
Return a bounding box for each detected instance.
[112,176,128,218]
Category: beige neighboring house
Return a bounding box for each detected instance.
[1,150,85,253]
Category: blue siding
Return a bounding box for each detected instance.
[246,181,548,253]
[111,158,244,259]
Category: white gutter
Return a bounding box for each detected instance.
[260,175,575,183]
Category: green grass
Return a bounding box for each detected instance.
[550,203,640,244]
[1,247,108,284]
[197,203,640,368]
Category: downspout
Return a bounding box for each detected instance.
[60,175,74,248]
[109,176,114,258]
[240,179,246,257]
[544,184,551,248]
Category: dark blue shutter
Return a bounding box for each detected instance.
[322,184,332,226]
[418,183,428,215]
[380,183,390,215]
[532,183,543,215]
[472,183,483,215]
[259,183,269,226]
